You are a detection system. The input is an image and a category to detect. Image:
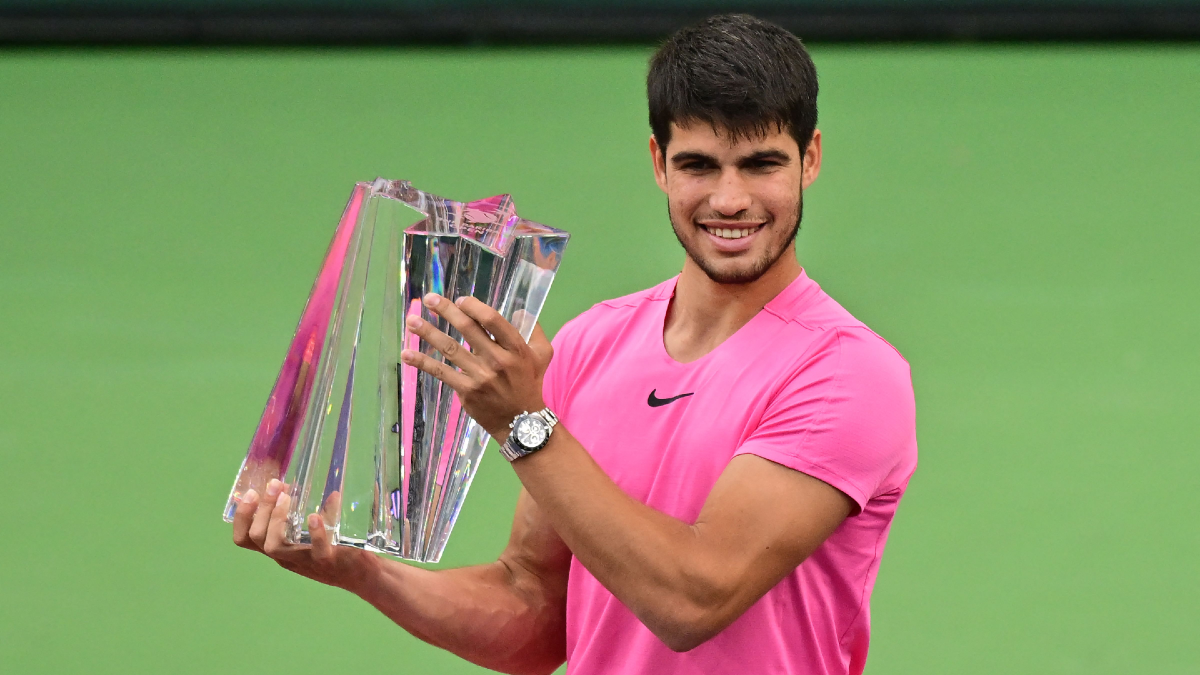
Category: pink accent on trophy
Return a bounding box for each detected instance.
[246,183,366,472]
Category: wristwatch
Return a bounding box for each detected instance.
[499,408,559,461]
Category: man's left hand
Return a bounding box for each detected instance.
[400,293,552,442]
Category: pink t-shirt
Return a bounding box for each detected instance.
[540,270,918,675]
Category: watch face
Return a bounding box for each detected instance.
[515,415,549,449]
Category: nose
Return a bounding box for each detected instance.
[709,168,752,216]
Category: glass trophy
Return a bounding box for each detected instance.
[222,178,569,563]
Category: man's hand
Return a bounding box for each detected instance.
[230,477,571,675]
[231,478,377,592]
[401,293,553,439]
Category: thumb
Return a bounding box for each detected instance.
[529,322,554,375]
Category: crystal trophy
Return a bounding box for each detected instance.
[222,178,569,563]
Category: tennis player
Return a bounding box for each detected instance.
[234,14,917,675]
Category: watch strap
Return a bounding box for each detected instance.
[499,408,558,461]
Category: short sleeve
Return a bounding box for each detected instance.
[540,318,579,416]
[733,327,916,514]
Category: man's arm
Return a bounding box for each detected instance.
[403,295,856,652]
[232,481,571,675]
[513,432,852,652]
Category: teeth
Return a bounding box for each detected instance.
[707,226,756,239]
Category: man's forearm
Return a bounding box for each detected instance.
[352,556,566,675]
[507,425,849,652]
[509,428,731,650]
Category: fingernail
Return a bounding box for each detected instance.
[242,489,258,504]
[266,479,281,498]
[307,513,320,529]
[406,315,422,329]
[401,350,415,362]
[455,296,466,306]
[423,293,439,307]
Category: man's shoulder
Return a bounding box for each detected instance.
[591,278,674,313]
[551,278,673,346]
[772,278,910,370]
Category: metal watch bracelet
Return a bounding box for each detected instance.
[499,408,559,461]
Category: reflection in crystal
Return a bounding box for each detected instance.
[223,179,568,563]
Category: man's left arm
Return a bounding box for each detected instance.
[403,294,856,653]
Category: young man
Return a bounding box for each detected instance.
[233,14,917,675]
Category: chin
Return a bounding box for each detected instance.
[671,219,796,286]
[696,258,773,285]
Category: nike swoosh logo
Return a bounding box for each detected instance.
[647,389,695,407]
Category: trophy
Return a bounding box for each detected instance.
[222,178,569,563]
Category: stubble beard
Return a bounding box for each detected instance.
[669,193,803,286]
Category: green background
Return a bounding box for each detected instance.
[1,46,1197,673]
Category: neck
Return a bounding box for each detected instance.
[663,252,802,363]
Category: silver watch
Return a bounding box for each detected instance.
[500,408,559,461]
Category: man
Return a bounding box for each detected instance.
[233,14,917,675]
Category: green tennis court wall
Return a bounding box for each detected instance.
[0,45,1197,674]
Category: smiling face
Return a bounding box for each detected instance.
[651,122,821,286]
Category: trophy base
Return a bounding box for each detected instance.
[294,531,444,564]
[222,510,444,563]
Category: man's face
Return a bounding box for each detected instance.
[651,122,821,285]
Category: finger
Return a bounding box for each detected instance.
[405,311,480,374]
[232,489,261,551]
[262,491,293,557]
[528,322,554,375]
[308,513,336,563]
[455,296,526,352]
[400,348,474,391]
[312,490,341,563]
[248,479,284,548]
[422,294,501,358]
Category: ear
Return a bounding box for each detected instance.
[649,134,669,194]
[801,129,822,190]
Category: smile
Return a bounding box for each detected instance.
[701,224,764,240]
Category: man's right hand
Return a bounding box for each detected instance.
[231,479,377,593]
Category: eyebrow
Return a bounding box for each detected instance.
[669,151,717,166]
[739,150,792,165]
[669,149,793,166]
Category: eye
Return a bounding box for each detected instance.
[746,159,782,171]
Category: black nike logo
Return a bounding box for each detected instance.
[647,389,694,407]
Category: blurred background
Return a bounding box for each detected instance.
[1,2,1198,674]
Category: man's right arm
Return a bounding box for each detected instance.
[233,481,571,675]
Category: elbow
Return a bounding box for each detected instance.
[662,632,712,654]
[642,559,746,652]
[656,615,723,653]
[648,600,730,653]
